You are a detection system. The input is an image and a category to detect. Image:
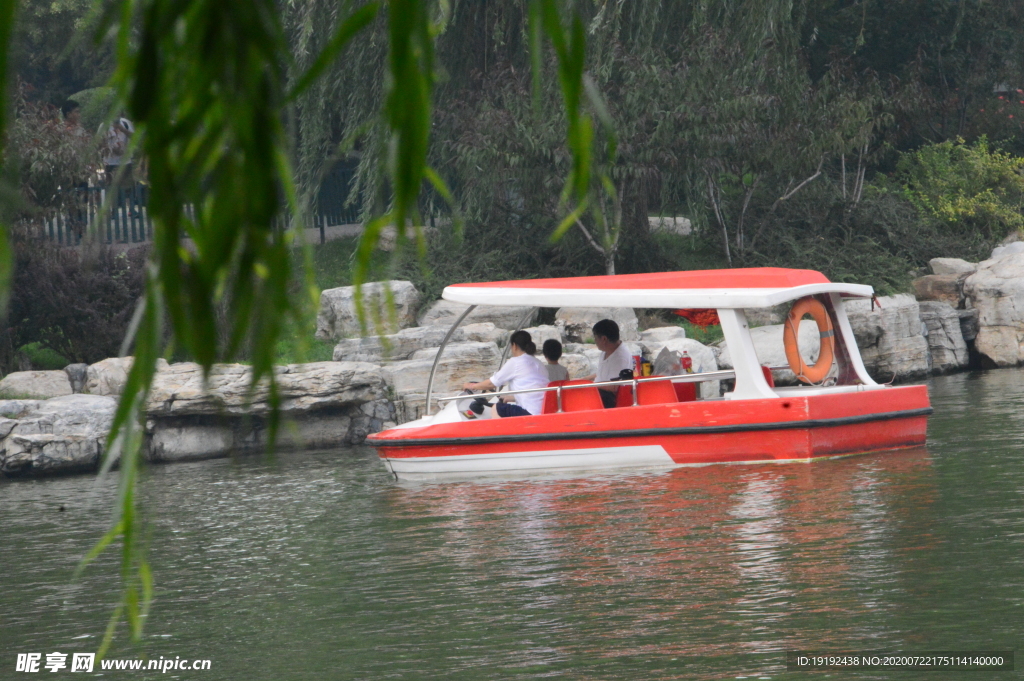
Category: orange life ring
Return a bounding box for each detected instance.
[783,296,835,384]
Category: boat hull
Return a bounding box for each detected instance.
[368,385,931,478]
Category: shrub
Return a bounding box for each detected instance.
[0,238,148,372]
[17,342,70,370]
[888,137,1024,242]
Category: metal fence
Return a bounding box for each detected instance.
[39,184,153,246]
[38,165,361,245]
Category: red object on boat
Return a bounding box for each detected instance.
[673,309,720,328]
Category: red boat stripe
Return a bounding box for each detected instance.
[369,407,933,448]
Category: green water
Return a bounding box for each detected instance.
[2,371,1022,679]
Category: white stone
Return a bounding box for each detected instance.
[648,216,692,235]
[522,325,562,348]
[559,354,591,380]
[0,400,40,418]
[461,323,507,345]
[85,357,170,396]
[417,300,537,330]
[315,280,421,341]
[147,361,386,417]
[0,395,117,476]
[962,253,1024,366]
[640,326,686,343]
[148,424,234,463]
[929,257,977,276]
[844,294,931,380]
[990,241,1024,261]
[0,371,73,400]
[333,325,449,362]
[555,307,639,343]
[918,301,970,374]
[384,341,502,422]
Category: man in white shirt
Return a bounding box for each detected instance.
[583,319,633,408]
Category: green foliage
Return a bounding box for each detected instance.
[889,137,1024,241]
[68,86,117,133]
[5,84,96,210]
[675,320,724,346]
[17,341,70,370]
[8,0,114,105]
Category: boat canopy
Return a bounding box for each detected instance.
[443,268,873,309]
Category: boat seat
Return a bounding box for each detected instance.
[542,380,605,413]
[761,365,775,387]
[615,377,680,407]
[673,382,697,402]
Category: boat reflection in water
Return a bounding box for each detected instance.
[380,447,937,670]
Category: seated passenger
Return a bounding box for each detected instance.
[542,339,569,382]
[583,319,632,408]
[463,330,549,417]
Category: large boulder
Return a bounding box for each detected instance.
[315,280,421,341]
[522,325,562,348]
[640,326,686,343]
[912,274,964,308]
[86,357,170,396]
[918,301,970,374]
[559,353,591,380]
[147,361,386,417]
[962,254,1024,366]
[0,371,73,400]
[332,322,508,363]
[383,341,501,422]
[0,400,40,418]
[417,300,538,330]
[845,294,931,381]
[555,307,639,343]
[715,320,820,386]
[990,241,1024,261]
[0,394,116,477]
[929,257,977,276]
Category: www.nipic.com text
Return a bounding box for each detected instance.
[16,653,211,673]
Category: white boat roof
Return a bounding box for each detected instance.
[442,268,873,309]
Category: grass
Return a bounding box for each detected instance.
[273,238,394,365]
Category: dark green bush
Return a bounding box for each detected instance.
[0,239,148,373]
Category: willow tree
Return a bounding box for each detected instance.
[284,0,896,273]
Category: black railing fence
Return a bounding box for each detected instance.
[38,165,363,245]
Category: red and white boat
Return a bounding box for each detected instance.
[367,268,931,478]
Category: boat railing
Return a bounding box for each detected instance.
[435,370,738,413]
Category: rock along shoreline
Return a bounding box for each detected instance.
[2,251,1022,479]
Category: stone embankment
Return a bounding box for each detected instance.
[5,248,1024,478]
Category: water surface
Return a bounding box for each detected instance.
[3,370,1023,679]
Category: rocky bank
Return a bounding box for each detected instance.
[5,248,1024,478]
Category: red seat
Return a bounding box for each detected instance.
[673,382,697,402]
[615,378,681,407]
[761,365,776,387]
[542,380,605,413]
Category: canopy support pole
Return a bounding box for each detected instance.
[425,304,476,416]
[718,308,777,400]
